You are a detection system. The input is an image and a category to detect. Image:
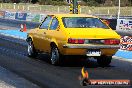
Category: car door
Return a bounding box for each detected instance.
[44,17,65,53]
[36,15,53,52]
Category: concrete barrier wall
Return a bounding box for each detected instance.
[0,10,47,29]
[0,11,47,22]
[0,18,40,29]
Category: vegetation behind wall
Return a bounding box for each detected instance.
[0,0,132,6]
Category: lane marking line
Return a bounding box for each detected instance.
[113,56,132,63]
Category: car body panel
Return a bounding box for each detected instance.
[60,48,117,56]
[63,28,120,39]
[27,14,121,57]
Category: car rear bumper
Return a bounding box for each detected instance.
[63,44,120,49]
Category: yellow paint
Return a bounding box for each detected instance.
[27,14,121,56]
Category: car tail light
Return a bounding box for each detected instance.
[68,38,84,44]
[104,39,120,45]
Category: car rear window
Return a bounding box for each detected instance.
[62,17,109,29]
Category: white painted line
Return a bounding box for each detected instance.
[0,33,26,40]
[118,49,132,52]
[113,56,132,63]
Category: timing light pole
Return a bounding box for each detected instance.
[69,0,79,14]
[73,0,78,14]
[118,0,120,19]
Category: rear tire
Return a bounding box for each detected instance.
[27,40,38,58]
[97,56,112,67]
[50,46,61,65]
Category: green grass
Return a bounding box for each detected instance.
[0,3,131,16]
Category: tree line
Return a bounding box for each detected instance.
[0,0,132,6]
[85,0,132,6]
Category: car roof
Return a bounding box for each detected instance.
[48,14,98,18]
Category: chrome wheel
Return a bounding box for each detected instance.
[28,42,33,56]
[50,47,59,65]
[27,40,38,57]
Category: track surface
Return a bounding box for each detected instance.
[0,35,132,88]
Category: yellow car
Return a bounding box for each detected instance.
[26,14,120,66]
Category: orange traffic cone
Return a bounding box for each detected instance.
[23,24,27,32]
[20,24,24,32]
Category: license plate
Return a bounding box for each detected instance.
[86,50,101,56]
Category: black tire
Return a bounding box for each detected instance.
[50,46,61,65]
[97,56,112,67]
[27,40,38,58]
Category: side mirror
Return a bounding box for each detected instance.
[102,19,110,26]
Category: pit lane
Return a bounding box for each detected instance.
[0,34,132,88]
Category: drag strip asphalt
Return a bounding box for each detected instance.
[0,35,132,88]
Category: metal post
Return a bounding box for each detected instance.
[80,7,81,13]
[118,0,120,19]
[18,5,19,10]
[23,5,25,10]
[40,6,42,11]
[13,3,16,9]
[58,6,60,13]
[73,0,78,14]
[131,6,132,15]
[108,9,109,15]
[28,6,30,11]
[78,5,80,14]
[1,3,2,8]
[65,7,66,12]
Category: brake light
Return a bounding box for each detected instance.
[68,38,84,44]
[104,39,120,45]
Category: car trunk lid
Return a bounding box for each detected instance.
[64,28,120,39]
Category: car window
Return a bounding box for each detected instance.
[49,18,59,30]
[39,16,52,29]
[62,17,109,29]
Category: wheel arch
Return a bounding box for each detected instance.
[26,35,33,42]
[50,38,59,47]
[50,42,58,48]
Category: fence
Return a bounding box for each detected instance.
[0,3,132,16]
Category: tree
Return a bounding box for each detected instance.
[95,0,105,4]
[128,0,132,5]
[31,0,38,4]
[12,0,20,3]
